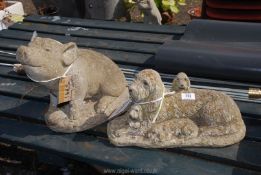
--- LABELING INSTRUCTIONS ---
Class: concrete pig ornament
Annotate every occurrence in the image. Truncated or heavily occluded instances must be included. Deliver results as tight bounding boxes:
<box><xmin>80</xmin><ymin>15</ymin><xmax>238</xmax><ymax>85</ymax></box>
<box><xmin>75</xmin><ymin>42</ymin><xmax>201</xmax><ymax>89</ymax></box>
<box><xmin>107</xmin><ymin>69</ymin><xmax>246</xmax><ymax>148</ymax></box>
<box><xmin>16</xmin><ymin>34</ymin><xmax>129</xmax><ymax>133</ymax></box>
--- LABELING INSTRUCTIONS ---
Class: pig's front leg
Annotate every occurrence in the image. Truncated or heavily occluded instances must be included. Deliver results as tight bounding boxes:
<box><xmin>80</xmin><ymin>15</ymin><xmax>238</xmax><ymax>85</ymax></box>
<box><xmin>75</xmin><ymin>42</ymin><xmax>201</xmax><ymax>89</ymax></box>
<box><xmin>67</xmin><ymin>75</ymin><xmax>87</xmax><ymax>120</ymax></box>
<box><xmin>45</xmin><ymin>93</ymin><xmax>68</xmax><ymax>127</ymax></box>
<box><xmin>68</xmin><ymin>98</ymin><xmax>86</xmax><ymax>120</ymax></box>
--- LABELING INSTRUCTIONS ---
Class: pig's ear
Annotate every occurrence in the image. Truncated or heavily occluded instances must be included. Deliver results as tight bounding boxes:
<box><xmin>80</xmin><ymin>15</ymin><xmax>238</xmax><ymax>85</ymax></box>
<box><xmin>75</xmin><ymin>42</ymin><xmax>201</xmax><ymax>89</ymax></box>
<box><xmin>62</xmin><ymin>42</ymin><xmax>78</xmax><ymax>66</ymax></box>
<box><xmin>30</xmin><ymin>31</ymin><xmax>38</xmax><ymax>42</ymax></box>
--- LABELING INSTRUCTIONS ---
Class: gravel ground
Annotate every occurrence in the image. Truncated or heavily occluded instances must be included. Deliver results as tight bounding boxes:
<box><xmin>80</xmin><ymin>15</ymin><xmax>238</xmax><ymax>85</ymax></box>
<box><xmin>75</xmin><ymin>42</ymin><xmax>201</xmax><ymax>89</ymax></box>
<box><xmin>175</xmin><ymin>0</ymin><xmax>202</xmax><ymax>24</ymax></box>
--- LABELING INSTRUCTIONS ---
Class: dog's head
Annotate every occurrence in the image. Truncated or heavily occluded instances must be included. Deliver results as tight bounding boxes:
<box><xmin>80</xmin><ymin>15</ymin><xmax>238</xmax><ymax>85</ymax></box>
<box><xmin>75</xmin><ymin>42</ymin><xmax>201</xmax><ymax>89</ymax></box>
<box><xmin>172</xmin><ymin>72</ymin><xmax>190</xmax><ymax>91</ymax></box>
<box><xmin>129</xmin><ymin>69</ymin><xmax>164</xmax><ymax>102</ymax></box>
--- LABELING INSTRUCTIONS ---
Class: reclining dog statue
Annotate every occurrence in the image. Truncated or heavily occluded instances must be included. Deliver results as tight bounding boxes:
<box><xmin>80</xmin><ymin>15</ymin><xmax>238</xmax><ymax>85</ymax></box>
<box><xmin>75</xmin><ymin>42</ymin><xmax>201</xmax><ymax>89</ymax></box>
<box><xmin>107</xmin><ymin>69</ymin><xmax>246</xmax><ymax>148</ymax></box>
<box><xmin>16</xmin><ymin>35</ymin><xmax>129</xmax><ymax>133</ymax></box>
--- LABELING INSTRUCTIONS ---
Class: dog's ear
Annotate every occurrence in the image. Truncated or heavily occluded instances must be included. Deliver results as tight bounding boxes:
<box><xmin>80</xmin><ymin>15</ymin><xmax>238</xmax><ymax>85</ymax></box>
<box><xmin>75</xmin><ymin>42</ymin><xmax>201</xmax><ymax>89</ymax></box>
<box><xmin>186</xmin><ymin>77</ymin><xmax>191</xmax><ymax>89</ymax></box>
<box><xmin>172</xmin><ymin>79</ymin><xmax>178</xmax><ymax>91</ymax></box>
<box><xmin>154</xmin><ymin>77</ymin><xmax>164</xmax><ymax>94</ymax></box>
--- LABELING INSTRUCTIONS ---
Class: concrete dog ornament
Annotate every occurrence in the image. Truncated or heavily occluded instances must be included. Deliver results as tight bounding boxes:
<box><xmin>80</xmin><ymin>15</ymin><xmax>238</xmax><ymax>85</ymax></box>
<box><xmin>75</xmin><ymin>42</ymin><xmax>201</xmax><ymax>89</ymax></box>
<box><xmin>172</xmin><ymin>72</ymin><xmax>191</xmax><ymax>92</ymax></box>
<box><xmin>107</xmin><ymin>69</ymin><xmax>246</xmax><ymax>148</ymax></box>
<box><xmin>16</xmin><ymin>34</ymin><xmax>129</xmax><ymax>133</ymax></box>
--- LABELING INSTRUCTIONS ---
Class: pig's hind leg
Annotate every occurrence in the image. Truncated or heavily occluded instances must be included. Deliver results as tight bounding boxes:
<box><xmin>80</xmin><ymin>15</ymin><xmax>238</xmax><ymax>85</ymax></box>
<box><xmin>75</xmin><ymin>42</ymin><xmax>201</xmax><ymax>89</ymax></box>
<box><xmin>95</xmin><ymin>96</ymin><xmax>117</xmax><ymax>114</ymax></box>
<box><xmin>95</xmin><ymin>88</ymin><xmax>129</xmax><ymax>116</ymax></box>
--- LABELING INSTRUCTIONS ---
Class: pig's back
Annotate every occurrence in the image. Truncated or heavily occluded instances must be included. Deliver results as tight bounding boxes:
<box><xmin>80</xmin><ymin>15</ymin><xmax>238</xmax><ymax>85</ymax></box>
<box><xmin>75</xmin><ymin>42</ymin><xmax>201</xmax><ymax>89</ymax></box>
<box><xmin>79</xmin><ymin>48</ymin><xmax>118</xmax><ymax>68</ymax></box>
<box><xmin>78</xmin><ymin>49</ymin><xmax>127</xmax><ymax>94</ymax></box>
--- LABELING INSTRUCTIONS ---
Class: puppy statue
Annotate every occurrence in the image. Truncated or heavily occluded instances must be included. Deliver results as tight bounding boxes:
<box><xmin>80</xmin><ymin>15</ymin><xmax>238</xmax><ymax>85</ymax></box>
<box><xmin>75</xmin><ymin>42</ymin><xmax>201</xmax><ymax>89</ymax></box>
<box><xmin>16</xmin><ymin>35</ymin><xmax>129</xmax><ymax>133</ymax></box>
<box><xmin>107</xmin><ymin>69</ymin><xmax>246</xmax><ymax>148</ymax></box>
<box><xmin>128</xmin><ymin>104</ymin><xmax>143</xmax><ymax>129</ymax></box>
<box><xmin>172</xmin><ymin>72</ymin><xmax>190</xmax><ymax>92</ymax></box>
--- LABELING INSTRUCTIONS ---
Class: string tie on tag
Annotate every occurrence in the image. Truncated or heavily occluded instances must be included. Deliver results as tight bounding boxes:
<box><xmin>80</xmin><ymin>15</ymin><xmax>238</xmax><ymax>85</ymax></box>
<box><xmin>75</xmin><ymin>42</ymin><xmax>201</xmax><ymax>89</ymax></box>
<box><xmin>26</xmin><ymin>63</ymin><xmax>73</xmax><ymax>83</ymax></box>
<box><xmin>133</xmin><ymin>85</ymin><xmax>175</xmax><ymax>123</ymax></box>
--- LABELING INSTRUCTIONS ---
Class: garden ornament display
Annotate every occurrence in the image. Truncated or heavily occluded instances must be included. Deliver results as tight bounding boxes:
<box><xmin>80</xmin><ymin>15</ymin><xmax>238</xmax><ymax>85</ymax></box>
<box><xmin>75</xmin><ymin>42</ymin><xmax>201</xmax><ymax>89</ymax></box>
<box><xmin>108</xmin><ymin>69</ymin><xmax>246</xmax><ymax>148</ymax></box>
<box><xmin>135</xmin><ymin>0</ymin><xmax>162</xmax><ymax>25</ymax></box>
<box><xmin>16</xmin><ymin>34</ymin><xmax>129</xmax><ymax>133</ymax></box>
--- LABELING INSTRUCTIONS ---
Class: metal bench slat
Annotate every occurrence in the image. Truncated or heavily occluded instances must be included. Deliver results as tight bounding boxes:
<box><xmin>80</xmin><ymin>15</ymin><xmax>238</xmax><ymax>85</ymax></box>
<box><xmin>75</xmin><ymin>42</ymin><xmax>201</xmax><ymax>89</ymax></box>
<box><xmin>0</xmin><ymin>38</ymin><xmax>155</xmax><ymax>67</ymax></box>
<box><xmin>24</xmin><ymin>15</ymin><xmax>186</xmax><ymax>35</ymax></box>
<box><xmin>0</xmin><ymin>64</ymin><xmax>260</xmax><ymax>118</ymax></box>
<box><xmin>0</xmin><ymin>94</ymin><xmax>260</xmax><ymax>171</ymax></box>
<box><xmin>0</xmin><ymin>117</ymin><xmax>260</xmax><ymax>175</ymax></box>
<box><xmin>9</xmin><ymin>22</ymin><xmax>173</xmax><ymax>44</ymax></box>
<box><xmin>0</xmin><ymin>29</ymin><xmax>161</xmax><ymax>54</ymax></box>
<box><xmin>0</xmin><ymin>76</ymin><xmax>48</xmax><ymax>101</ymax></box>
<box><xmin>0</xmin><ymin>53</ymin><xmax>260</xmax><ymax>91</ymax></box>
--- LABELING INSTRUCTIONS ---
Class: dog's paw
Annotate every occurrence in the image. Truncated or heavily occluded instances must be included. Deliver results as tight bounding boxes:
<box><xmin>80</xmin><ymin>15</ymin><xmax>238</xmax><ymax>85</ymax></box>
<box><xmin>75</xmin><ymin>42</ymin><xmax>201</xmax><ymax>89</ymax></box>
<box><xmin>95</xmin><ymin>104</ymin><xmax>107</xmax><ymax>114</ymax></box>
<box><xmin>129</xmin><ymin>120</ymin><xmax>141</xmax><ymax>129</ymax></box>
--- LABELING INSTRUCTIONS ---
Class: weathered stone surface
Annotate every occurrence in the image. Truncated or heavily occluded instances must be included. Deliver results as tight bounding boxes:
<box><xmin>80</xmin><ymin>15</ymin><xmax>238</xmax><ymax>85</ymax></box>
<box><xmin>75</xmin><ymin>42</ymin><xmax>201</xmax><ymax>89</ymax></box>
<box><xmin>172</xmin><ymin>72</ymin><xmax>190</xmax><ymax>92</ymax></box>
<box><xmin>16</xmin><ymin>36</ymin><xmax>129</xmax><ymax>133</ymax></box>
<box><xmin>108</xmin><ymin>69</ymin><xmax>246</xmax><ymax>148</ymax></box>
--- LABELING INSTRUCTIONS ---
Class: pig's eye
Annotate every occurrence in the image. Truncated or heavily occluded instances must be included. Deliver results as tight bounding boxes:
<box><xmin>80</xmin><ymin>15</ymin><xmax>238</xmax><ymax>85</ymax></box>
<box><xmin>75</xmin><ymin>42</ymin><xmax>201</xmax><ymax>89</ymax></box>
<box><xmin>143</xmin><ymin>80</ymin><xmax>149</xmax><ymax>87</ymax></box>
<box><xmin>45</xmin><ymin>48</ymin><xmax>50</xmax><ymax>52</ymax></box>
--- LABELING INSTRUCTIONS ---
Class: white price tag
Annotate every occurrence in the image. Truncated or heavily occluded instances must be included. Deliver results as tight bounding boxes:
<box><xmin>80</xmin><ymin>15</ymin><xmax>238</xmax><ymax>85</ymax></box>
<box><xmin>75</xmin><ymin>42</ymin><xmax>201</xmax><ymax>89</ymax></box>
<box><xmin>181</xmin><ymin>93</ymin><xmax>195</xmax><ymax>100</ymax></box>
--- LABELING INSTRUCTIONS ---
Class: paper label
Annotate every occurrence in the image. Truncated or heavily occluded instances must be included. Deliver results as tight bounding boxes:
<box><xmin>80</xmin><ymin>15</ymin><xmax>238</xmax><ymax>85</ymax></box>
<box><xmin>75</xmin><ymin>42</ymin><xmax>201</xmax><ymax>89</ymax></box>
<box><xmin>181</xmin><ymin>93</ymin><xmax>195</xmax><ymax>100</ymax></box>
<box><xmin>58</xmin><ymin>76</ymin><xmax>72</xmax><ymax>104</ymax></box>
